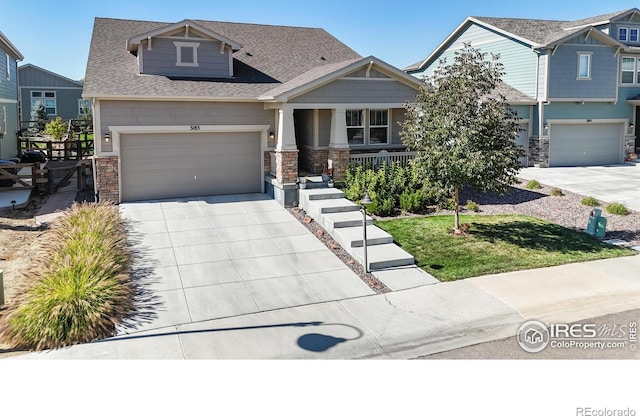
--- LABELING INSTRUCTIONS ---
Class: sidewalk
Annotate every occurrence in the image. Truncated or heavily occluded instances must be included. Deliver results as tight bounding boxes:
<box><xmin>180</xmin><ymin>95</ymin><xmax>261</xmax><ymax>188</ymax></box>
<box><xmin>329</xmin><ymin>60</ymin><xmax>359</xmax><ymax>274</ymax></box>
<box><xmin>15</xmin><ymin>253</ymin><xmax>640</xmax><ymax>359</ymax></box>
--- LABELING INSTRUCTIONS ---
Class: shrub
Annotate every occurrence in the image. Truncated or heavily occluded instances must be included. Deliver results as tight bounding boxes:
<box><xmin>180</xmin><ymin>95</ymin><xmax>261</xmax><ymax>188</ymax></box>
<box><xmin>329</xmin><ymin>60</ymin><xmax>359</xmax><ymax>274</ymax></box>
<box><xmin>43</xmin><ymin>116</ymin><xmax>68</xmax><ymax>141</ymax></box>
<box><xmin>399</xmin><ymin>190</ymin><xmax>426</xmax><ymax>213</ymax></box>
<box><xmin>550</xmin><ymin>187</ymin><xmax>564</xmax><ymax>196</ymax></box>
<box><xmin>605</xmin><ymin>203</ymin><xmax>630</xmax><ymax>216</ymax></box>
<box><xmin>525</xmin><ymin>179</ymin><xmax>542</xmax><ymax>190</ymax></box>
<box><xmin>0</xmin><ymin>202</ymin><xmax>135</xmax><ymax>350</ymax></box>
<box><xmin>465</xmin><ymin>200</ymin><xmax>479</xmax><ymax>212</ymax></box>
<box><xmin>581</xmin><ymin>196</ymin><xmax>600</xmax><ymax>207</ymax></box>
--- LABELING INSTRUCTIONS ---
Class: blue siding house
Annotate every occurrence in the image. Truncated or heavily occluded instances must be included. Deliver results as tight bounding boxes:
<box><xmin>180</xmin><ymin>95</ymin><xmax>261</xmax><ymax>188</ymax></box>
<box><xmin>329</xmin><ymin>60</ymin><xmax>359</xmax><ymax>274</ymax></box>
<box><xmin>0</xmin><ymin>30</ymin><xmax>23</xmax><ymax>159</ymax></box>
<box><xmin>407</xmin><ymin>9</ymin><xmax>640</xmax><ymax>167</ymax></box>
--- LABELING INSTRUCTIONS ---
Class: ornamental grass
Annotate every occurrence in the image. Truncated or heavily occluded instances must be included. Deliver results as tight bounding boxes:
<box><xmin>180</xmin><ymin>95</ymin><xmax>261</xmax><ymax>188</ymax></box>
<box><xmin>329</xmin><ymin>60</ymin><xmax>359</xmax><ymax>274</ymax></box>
<box><xmin>0</xmin><ymin>202</ymin><xmax>135</xmax><ymax>350</ymax></box>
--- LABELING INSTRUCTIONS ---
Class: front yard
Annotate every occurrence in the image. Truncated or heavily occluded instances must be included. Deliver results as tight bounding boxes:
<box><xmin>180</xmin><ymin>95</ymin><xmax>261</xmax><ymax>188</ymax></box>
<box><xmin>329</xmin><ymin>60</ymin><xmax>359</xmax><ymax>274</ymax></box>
<box><xmin>376</xmin><ymin>214</ymin><xmax>634</xmax><ymax>281</ymax></box>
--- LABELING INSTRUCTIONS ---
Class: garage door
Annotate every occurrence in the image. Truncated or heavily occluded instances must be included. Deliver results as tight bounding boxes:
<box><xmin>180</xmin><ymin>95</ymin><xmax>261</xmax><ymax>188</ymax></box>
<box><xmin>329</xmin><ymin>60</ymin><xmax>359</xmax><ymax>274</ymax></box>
<box><xmin>120</xmin><ymin>132</ymin><xmax>262</xmax><ymax>202</ymax></box>
<box><xmin>549</xmin><ymin>123</ymin><xmax>623</xmax><ymax>167</ymax></box>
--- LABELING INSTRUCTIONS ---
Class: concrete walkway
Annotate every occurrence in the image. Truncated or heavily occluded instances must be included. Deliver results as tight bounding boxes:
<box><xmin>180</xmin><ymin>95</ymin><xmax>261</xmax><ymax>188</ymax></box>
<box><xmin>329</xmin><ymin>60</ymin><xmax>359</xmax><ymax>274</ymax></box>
<box><xmin>518</xmin><ymin>163</ymin><xmax>640</xmax><ymax>211</ymax></box>
<box><xmin>15</xmin><ymin>253</ymin><xmax>640</xmax><ymax>359</ymax></box>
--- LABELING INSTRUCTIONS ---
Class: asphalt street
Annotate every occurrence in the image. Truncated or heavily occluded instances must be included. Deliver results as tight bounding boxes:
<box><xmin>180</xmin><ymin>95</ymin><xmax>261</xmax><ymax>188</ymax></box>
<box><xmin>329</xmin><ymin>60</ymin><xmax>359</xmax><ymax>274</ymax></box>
<box><xmin>421</xmin><ymin>308</ymin><xmax>640</xmax><ymax>359</ymax></box>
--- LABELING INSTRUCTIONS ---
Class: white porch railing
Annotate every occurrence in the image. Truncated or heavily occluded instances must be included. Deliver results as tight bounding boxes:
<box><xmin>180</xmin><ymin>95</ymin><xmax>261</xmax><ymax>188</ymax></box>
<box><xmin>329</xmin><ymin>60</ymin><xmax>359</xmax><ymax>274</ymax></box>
<box><xmin>348</xmin><ymin>150</ymin><xmax>417</xmax><ymax>168</ymax></box>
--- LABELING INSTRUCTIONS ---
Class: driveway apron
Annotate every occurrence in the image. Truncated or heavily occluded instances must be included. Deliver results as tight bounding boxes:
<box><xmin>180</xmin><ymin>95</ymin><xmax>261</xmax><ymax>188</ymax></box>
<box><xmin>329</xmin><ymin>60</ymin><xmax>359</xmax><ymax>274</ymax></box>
<box><xmin>518</xmin><ymin>164</ymin><xmax>640</xmax><ymax>211</ymax></box>
<box><xmin>119</xmin><ymin>193</ymin><xmax>374</xmax><ymax>334</ymax></box>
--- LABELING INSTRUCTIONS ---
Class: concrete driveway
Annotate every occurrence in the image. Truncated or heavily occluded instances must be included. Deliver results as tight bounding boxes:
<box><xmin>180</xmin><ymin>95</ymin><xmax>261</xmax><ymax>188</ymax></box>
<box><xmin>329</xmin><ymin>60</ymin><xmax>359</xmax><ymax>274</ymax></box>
<box><xmin>119</xmin><ymin>193</ymin><xmax>374</xmax><ymax>334</ymax></box>
<box><xmin>518</xmin><ymin>163</ymin><xmax>640</xmax><ymax>211</ymax></box>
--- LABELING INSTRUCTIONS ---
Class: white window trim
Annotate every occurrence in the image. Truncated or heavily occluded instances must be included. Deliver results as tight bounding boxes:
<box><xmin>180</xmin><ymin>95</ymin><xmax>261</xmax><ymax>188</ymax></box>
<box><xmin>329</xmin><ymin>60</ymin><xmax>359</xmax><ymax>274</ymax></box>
<box><xmin>620</xmin><ymin>55</ymin><xmax>640</xmax><ymax>85</ymax></box>
<box><xmin>346</xmin><ymin>108</ymin><xmax>390</xmax><ymax>146</ymax></box>
<box><xmin>30</xmin><ymin>90</ymin><xmax>57</xmax><ymax>116</ymax></box>
<box><xmin>174</xmin><ymin>41</ymin><xmax>200</xmax><ymax>67</ymax></box>
<box><xmin>619</xmin><ymin>27</ymin><xmax>628</xmax><ymax>42</ymax></box>
<box><xmin>6</xmin><ymin>53</ymin><xmax>10</xmax><ymax>80</ymax></box>
<box><xmin>631</xmin><ymin>28</ymin><xmax>640</xmax><ymax>43</ymax></box>
<box><xmin>78</xmin><ymin>99</ymin><xmax>92</xmax><ymax>116</ymax></box>
<box><xmin>577</xmin><ymin>52</ymin><xmax>592</xmax><ymax>80</ymax></box>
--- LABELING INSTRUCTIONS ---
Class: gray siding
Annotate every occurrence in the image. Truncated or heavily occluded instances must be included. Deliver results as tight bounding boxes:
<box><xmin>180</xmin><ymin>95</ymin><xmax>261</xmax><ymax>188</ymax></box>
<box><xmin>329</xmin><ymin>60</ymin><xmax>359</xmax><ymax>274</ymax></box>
<box><xmin>140</xmin><ymin>37</ymin><xmax>231</xmax><ymax>78</ymax></box>
<box><xmin>18</xmin><ymin>66</ymin><xmax>81</xmax><ymax>88</ymax></box>
<box><xmin>548</xmin><ymin>41</ymin><xmax>617</xmax><ymax>99</ymax></box>
<box><xmin>98</xmin><ymin>100</ymin><xmax>274</xmax><ymax>152</ymax></box>
<box><xmin>346</xmin><ymin>68</ymin><xmax>390</xmax><ymax>78</ymax></box>
<box><xmin>291</xmin><ymin>79</ymin><xmax>418</xmax><ymax>104</ymax></box>
<box><xmin>318</xmin><ymin>109</ymin><xmax>331</xmax><ymax>147</ymax></box>
<box><xmin>537</xmin><ymin>53</ymin><xmax>548</xmax><ymax>101</ymax></box>
<box><xmin>391</xmin><ymin>108</ymin><xmax>406</xmax><ymax>145</ymax></box>
<box><xmin>20</xmin><ymin>87</ymin><xmax>83</xmax><ymax>121</ymax></box>
<box><xmin>294</xmin><ymin>109</ymin><xmax>314</xmax><ymax>147</ymax></box>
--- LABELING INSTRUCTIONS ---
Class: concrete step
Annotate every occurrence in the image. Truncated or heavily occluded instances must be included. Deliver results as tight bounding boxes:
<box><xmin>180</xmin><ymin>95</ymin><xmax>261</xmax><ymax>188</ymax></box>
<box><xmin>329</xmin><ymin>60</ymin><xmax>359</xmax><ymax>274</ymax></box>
<box><xmin>298</xmin><ymin>188</ymin><xmax>345</xmax><ymax>211</ymax></box>
<box><xmin>321</xmin><ymin>211</ymin><xmax>373</xmax><ymax>233</ymax></box>
<box><xmin>306</xmin><ymin>198</ymin><xmax>359</xmax><ymax>218</ymax></box>
<box><xmin>333</xmin><ymin>225</ymin><xmax>394</xmax><ymax>248</ymax></box>
<box><xmin>350</xmin><ymin>243</ymin><xmax>415</xmax><ymax>271</ymax></box>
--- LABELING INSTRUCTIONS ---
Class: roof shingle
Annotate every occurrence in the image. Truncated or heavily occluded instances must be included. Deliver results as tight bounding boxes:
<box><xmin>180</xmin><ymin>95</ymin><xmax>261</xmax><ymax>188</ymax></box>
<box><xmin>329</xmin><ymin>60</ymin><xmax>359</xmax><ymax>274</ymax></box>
<box><xmin>83</xmin><ymin>17</ymin><xmax>361</xmax><ymax>99</ymax></box>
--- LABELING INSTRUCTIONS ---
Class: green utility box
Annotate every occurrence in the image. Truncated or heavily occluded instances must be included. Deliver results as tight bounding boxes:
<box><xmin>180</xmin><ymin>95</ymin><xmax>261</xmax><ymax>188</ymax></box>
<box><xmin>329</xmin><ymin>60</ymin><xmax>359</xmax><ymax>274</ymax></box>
<box><xmin>586</xmin><ymin>209</ymin><xmax>606</xmax><ymax>238</ymax></box>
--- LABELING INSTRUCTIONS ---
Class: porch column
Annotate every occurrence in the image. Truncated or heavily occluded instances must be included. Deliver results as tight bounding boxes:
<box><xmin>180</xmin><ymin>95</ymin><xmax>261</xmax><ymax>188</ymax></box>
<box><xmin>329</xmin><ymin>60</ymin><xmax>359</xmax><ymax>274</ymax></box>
<box><xmin>329</xmin><ymin>108</ymin><xmax>350</xmax><ymax>182</ymax></box>
<box><xmin>275</xmin><ymin>106</ymin><xmax>298</xmax><ymax>184</ymax></box>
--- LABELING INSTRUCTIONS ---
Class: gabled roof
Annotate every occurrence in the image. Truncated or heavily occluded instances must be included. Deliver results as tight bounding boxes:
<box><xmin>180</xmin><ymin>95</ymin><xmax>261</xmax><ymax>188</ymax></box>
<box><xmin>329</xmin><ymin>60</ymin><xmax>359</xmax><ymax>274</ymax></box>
<box><xmin>407</xmin><ymin>9</ymin><xmax>639</xmax><ymax>73</ymax></box>
<box><xmin>0</xmin><ymin>30</ymin><xmax>23</xmax><ymax>61</ymax></box>
<box><xmin>84</xmin><ymin>17</ymin><xmax>361</xmax><ymax>100</ymax></box>
<box><xmin>127</xmin><ymin>19</ymin><xmax>243</xmax><ymax>52</ymax></box>
<box><xmin>18</xmin><ymin>64</ymin><xmax>83</xmax><ymax>87</ymax></box>
<box><xmin>259</xmin><ymin>55</ymin><xmax>422</xmax><ymax>102</ymax></box>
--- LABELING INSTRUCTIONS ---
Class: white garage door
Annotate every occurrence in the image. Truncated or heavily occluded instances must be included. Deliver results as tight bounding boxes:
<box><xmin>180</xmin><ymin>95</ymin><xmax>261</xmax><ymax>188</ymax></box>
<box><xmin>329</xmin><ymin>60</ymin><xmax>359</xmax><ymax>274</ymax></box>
<box><xmin>120</xmin><ymin>132</ymin><xmax>262</xmax><ymax>202</ymax></box>
<box><xmin>549</xmin><ymin>123</ymin><xmax>623</xmax><ymax>167</ymax></box>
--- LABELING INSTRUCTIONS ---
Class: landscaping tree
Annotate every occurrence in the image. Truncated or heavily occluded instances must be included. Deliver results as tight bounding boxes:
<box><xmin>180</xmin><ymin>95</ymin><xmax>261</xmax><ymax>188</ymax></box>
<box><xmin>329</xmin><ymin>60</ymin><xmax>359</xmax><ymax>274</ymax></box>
<box><xmin>44</xmin><ymin>116</ymin><xmax>69</xmax><ymax>141</ymax></box>
<box><xmin>401</xmin><ymin>44</ymin><xmax>523</xmax><ymax>233</ymax></box>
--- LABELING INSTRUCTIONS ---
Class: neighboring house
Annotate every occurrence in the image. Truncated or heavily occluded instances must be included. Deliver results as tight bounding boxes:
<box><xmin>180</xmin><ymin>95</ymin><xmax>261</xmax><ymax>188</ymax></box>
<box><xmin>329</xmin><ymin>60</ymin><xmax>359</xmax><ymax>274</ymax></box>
<box><xmin>407</xmin><ymin>8</ymin><xmax>640</xmax><ymax>168</ymax></box>
<box><xmin>0</xmin><ymin>30</ymin><xmax>23</xmax><ymax>159</ymax></box>
<box><xmin>18</xmin><ymin>64</ymin><xmax>88</xmax><ymax>124</ymax></box>
<box><xmin>84</xmin><ymin>18</ymin><xmax>421</xmax><ymax>205</ymax></box>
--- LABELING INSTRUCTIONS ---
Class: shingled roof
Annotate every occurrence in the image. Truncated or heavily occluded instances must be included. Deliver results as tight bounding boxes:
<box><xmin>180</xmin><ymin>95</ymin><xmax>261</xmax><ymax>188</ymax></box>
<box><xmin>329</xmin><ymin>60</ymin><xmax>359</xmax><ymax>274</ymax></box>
<box><xmin>83</xmin><ymin>17</ymin><xmax>361</xmax><ymax>99</ymax></box>
<box><xmin>408</xmin><ymin>9</ymin><xmax>639</xmax><ymax>73</ymax></box>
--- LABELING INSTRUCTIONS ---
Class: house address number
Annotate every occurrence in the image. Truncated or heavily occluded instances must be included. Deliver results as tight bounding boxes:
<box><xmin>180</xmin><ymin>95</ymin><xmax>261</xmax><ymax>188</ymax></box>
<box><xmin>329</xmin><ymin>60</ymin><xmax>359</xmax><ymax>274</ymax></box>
<box><xmin>190</xmin><ymin>125</ymin><xmax>201</xmax><ymax>130</ymax></box>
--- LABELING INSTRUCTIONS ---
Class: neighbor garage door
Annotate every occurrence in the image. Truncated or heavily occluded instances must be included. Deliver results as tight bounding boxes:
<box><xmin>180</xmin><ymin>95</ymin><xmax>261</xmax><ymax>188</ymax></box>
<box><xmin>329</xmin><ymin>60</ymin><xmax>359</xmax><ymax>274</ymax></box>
<box><xmin>120</xmin><ymin>132</ymin><xmax>261</xmax><ymax>202</ymax></box>
<box><xmin>549</xmin><ymin>123</ymin><xmax>623</xmax><ymax>167</ymax></box>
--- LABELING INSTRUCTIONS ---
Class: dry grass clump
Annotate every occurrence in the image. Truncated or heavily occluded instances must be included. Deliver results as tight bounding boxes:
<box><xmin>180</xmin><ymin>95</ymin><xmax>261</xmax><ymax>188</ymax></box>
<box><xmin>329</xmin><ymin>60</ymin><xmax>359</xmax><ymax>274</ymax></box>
<box><xmin>0</xmin><ymin>202</ymin><xmax>135</xmax><ymax>350</ymax></box>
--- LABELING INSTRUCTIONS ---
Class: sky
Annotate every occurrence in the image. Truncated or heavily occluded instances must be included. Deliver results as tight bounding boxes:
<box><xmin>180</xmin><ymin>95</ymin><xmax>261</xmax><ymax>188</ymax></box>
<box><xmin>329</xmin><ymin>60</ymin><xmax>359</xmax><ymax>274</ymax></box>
<box><xmin>1</xmin><ymin>0</ymin><xmax>639</xmax><ymax>81</ymax></box>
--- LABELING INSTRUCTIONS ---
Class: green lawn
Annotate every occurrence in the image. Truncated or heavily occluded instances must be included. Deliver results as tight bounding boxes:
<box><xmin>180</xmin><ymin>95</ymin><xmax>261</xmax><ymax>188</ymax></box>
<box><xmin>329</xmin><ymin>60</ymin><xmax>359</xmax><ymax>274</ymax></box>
<box><xmin>375</xmin><ymin>214</ymin><xmax>634</xmax><ymax>281</ymax></box>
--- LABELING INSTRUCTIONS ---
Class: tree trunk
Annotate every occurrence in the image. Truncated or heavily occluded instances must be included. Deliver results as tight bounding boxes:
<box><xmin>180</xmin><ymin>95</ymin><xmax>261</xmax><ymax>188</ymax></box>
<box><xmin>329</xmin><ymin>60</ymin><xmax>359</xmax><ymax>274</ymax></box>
<box><xmin>454</xmin><ymin>187</ymin><xmax>460</xmax><ymax>231</ymax></box>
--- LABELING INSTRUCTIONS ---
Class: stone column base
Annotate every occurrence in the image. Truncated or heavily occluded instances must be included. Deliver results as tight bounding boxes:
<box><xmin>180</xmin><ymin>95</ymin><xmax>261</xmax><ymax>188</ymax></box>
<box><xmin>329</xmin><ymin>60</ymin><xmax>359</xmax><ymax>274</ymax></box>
<box><xmin>94</xmin><ymin>156</ymin><xmax>119</xmax><ymax>203</ymax></box>
<box><xmin>328</xmin><ymin>148</ymin><xmax>350</xmax><ymax>181</ymax></box>
<box><xmin>528</xmin><ymin>137</ymin><xmax>549</xmax><ymax>167</ymax></box>
<box><xmin>275</xmin><ymin>149</ymin><xmax>299</xmax><ymax>184</ymax></box>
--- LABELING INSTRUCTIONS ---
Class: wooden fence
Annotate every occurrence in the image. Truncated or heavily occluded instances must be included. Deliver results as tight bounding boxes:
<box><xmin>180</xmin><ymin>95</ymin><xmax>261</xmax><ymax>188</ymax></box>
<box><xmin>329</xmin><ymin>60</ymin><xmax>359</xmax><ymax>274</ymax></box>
<box><xmin>18</xmin><ymin>138</ymin><xmax>94</xmax><ymax>161</ymax></box>
<box><xmin>348</xmin><ymin>151</ymin><xmax>416</xmax><ymax>168</ymax></box>
<box><xmin>0</xmin><ymin>163</ymin><xmax>46</xmax><ymax>192</ymax></box>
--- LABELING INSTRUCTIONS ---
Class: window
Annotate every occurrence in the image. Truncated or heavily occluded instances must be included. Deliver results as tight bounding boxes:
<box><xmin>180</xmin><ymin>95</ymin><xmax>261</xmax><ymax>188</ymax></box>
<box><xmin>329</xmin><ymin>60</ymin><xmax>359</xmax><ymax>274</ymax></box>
<box><xmin>619</xmin><ymin>28</ymin><xmax>628</xmax><ymax>41</ymax></box>
<box><xmin>78</xmin><ymin>99</ymin><xmax>92</xmax><ymax>116</ymax></box>
<box><xmin>620</xmin><ymin>56</ymin><xmax>640</xmax><ymax>84</ymax></box>
<box><xmin>577</xmin><ymin>52</ymin><xmax>592</xmax><ymax>80</ymax></box>
<box><xmin>346</xmin><ymin>109</ymin><xmax>389</xmax><ymax>145</ymax></box>
<box><xmin>346</xmin><ymin>109</ymin><xmax>365</xmax><ymax>145</ymax></box>
<box><xmin>31</xmin><ymin>91</ymin><xmax>56</xmax><ymax>116</ymax></box>
<box><xmin>173</xmin><ymin>41</ymin><xmax>200</xmax><ymax>67</ymax></box>
<box><xmin>631</xmin><ymin>28</ymin><xmax>639</xmax><ymax>42</ymax></box>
